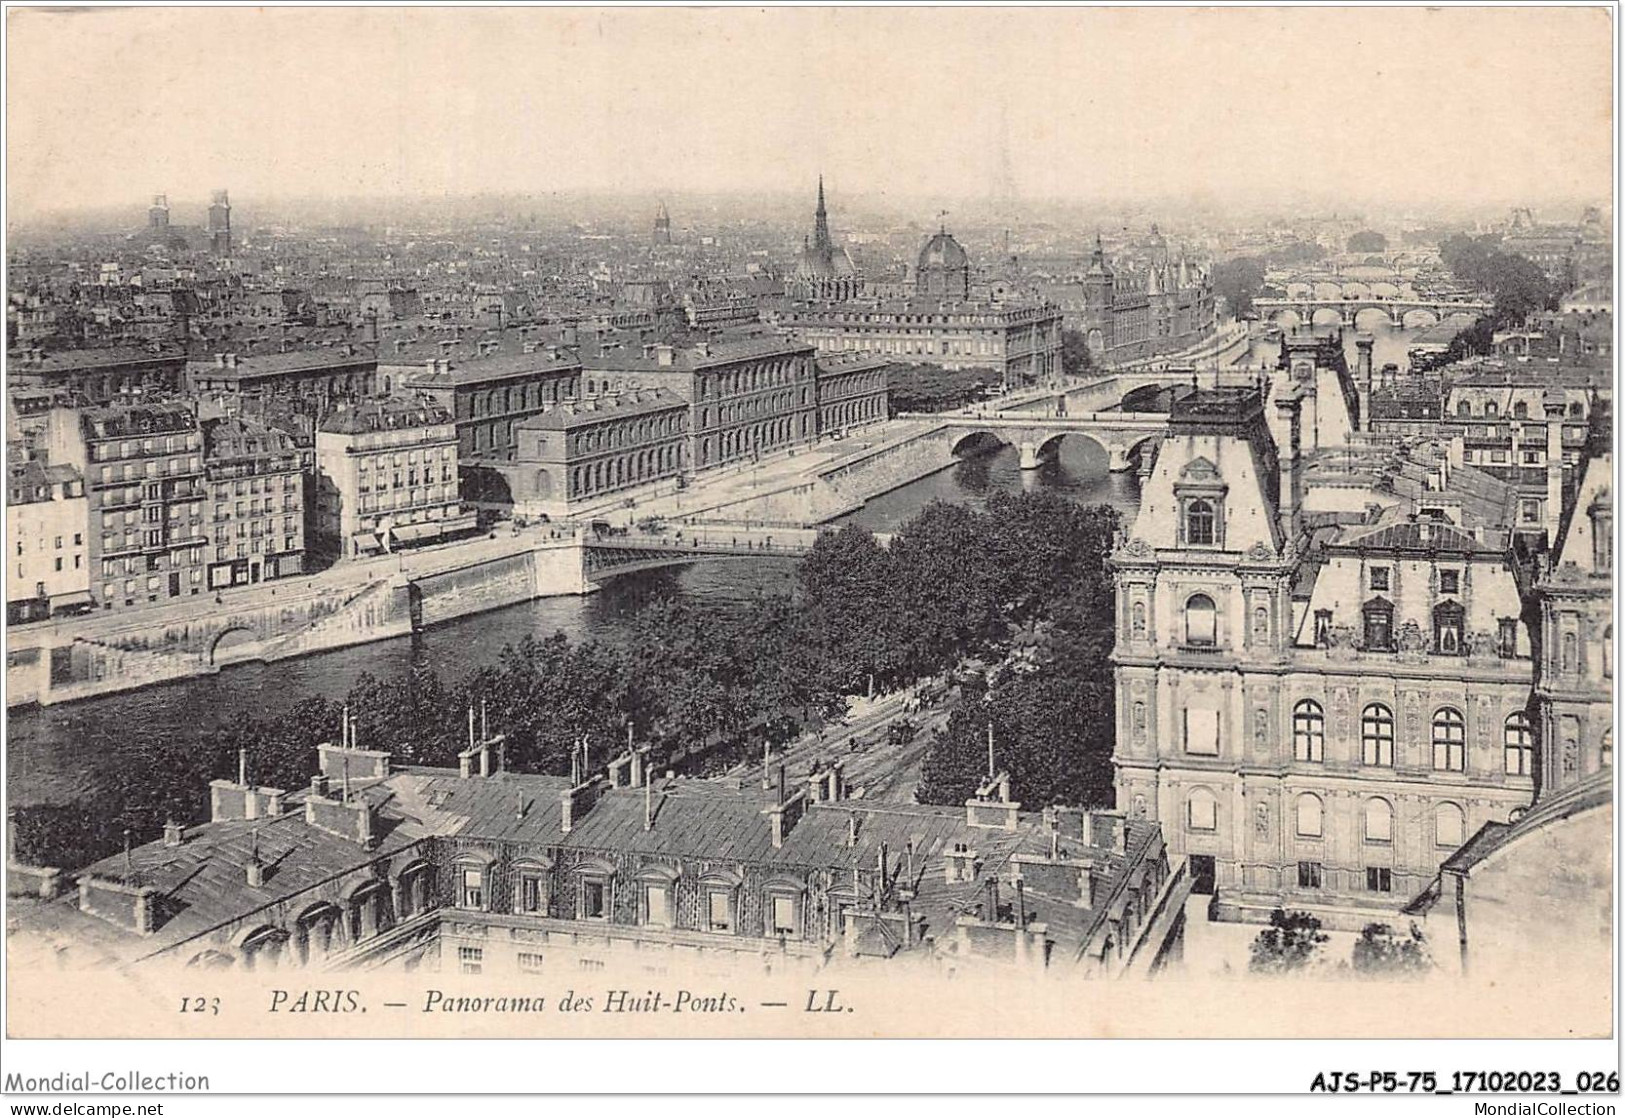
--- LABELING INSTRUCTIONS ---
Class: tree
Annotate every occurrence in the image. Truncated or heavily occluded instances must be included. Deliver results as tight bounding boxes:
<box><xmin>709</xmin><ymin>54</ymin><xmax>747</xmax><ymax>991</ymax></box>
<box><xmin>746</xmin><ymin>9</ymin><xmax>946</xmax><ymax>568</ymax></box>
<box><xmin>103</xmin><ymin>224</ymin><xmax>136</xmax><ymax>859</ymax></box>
<box><xmin>1347</xmin><ymin>230</ymin><xmax>1388</xmax><ymax>254</ymax></box>
<box><xmin>1249</xmin><ymin>909</ymin><xmax>1330</xmax><ymax>974</ymax></box>
<box><xmin>1060</xmin><ymin>328</ymin><xmax>1095</xmax><ymax>377</ymax></box>
<box><xmin>1351</xmin><ymin>922</ymin><xmax>1433</xmax><ymax>978</ymax></box>
<box><xmin>1211</xmin><ymin>256</ymin><xmax>1266</xmax><ymax>319</ymax></box>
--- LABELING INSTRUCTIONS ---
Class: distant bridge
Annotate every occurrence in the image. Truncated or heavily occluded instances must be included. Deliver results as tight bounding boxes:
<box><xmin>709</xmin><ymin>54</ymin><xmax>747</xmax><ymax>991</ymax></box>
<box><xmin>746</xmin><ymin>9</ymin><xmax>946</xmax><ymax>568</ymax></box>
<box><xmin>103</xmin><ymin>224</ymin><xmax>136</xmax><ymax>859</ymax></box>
<box><xmin>1253</xmin><ymin>296</ymin><xmax>1491</xmax><ymax>330</ymax></box>
<box><xmin>903</xmin><ymin>409</ymin><xmax>1169</xmax><ymax>472</ymax></box>
<box><xmin>580</xmin><ymin>528</ymin><xmax>892</xmax><ymax>582</ymax></box>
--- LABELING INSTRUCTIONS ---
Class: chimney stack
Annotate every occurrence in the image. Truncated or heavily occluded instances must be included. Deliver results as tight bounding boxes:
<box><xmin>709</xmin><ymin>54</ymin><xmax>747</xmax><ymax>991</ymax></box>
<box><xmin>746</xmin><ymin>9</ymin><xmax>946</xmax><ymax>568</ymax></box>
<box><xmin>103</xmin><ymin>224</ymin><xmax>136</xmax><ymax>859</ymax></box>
<box><xmin>1275</xmin><ymin>387</ymin><xmax>1304</xmax><ymax>546</ymax></box>
<box><xmin>162</xmin><ymin>820</ymin><xmax>185</xmax><ymax>847</ymax></box>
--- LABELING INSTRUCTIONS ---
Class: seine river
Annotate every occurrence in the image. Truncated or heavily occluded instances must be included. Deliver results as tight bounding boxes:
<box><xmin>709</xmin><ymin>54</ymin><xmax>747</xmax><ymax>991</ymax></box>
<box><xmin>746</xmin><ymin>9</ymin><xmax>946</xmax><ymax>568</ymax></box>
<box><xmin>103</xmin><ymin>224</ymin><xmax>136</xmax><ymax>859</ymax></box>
<box><xmin>12</xmin><ymin>319</ymin><xmax>1438</xmax><ymax>806</ymax></box>
<box><xmin>8</xmin><ymin>439</ymin><xmax>1141</xmax><ymax>807</ymax></box>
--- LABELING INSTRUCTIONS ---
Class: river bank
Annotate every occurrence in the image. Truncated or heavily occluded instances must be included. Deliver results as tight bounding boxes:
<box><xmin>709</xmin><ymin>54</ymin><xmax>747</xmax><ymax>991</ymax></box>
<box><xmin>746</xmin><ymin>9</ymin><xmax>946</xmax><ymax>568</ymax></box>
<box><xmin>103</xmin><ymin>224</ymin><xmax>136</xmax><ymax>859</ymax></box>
<box><xmin>7</xmin><ymin>438</ymin><xmax>1140</xmax><ymax>810</ymax></box>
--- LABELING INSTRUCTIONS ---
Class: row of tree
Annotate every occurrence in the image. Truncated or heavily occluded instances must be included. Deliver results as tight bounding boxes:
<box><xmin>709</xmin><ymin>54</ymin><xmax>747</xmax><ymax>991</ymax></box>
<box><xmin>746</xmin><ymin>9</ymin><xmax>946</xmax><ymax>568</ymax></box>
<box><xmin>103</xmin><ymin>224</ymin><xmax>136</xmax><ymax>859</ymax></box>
<box><xmin>11</xmin><ymin>491</ymin><xmax>1124</xmax><ymax>869</ymax></box>
<box><xmin>1249</xmin><ymin>909</ymin><xmax>1434</xmax><ymax>979</ymax></box>
<box><xmin>1438</xmin><ymin>233</ymin><xmax>1565</xmax><ymax>360</ymax></box>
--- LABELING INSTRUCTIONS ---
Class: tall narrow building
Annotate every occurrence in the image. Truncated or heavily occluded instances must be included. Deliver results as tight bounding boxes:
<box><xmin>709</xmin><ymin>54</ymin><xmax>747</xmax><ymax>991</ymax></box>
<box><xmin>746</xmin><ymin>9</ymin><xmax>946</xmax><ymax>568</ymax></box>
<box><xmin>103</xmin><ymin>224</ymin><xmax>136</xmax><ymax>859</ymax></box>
<box><xmin>652</xmin><ymin>200</ymin><xmax>672</xmax><ymax>246</ymax></box>
<box><xmin>791</xmin><ymin>176</ymin><xmax>861</xmax><ymax>300</ymax></box>
<box><xmin>208</xmin><ymin>189</ymin><xmax>232</xmax><ymax>255</ymax></box>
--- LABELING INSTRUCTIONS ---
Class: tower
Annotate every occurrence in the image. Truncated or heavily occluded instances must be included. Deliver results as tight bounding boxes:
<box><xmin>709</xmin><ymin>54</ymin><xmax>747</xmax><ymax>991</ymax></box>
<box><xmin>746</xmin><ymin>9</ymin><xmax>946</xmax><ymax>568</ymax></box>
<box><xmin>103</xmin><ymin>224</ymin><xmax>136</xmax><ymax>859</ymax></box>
<box><xmin>653</xmin><ymin>201</ymin><xmax>672</xmax><ymax>246</ymax></box>
<box><xmin>208</xmin><ymin>189</ymin><xmax>232</xmax><ymax>255</ymax></box>
<box><xmin>148</xmin><ymin>194</ymin><xmax>170</xmax><ymax>229</ymax></box>
<box><xmin>812</xmin><ymin>175</ymin><xmax>833</xmax><ymax>254</ymax></box>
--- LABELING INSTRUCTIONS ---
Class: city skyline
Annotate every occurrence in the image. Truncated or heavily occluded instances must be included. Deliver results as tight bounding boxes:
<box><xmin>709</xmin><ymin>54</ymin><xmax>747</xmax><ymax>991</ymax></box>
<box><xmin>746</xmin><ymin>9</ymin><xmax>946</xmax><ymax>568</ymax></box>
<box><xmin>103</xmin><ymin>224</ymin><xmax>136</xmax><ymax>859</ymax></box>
<box><xmin>6</xmin><ymin>6</ymin><xmax>1613</xmax><ymax>221</ymax></box>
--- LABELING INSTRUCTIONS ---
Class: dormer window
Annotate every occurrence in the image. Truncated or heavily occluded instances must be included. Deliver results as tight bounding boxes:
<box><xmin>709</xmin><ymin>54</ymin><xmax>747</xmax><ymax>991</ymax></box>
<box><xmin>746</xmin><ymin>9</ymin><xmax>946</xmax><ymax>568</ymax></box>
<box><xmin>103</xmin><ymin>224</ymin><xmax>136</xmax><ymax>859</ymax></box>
<box><xmin>1434</xmin><ymin>601</ymin><xmax>1465</xmax><ymax>655</ymax></box>
<box><xmin>1185</xmin><ymin>500</ymin><xmax>1216</xmax><ymax>546</ymax></box>
<box><xmin>1362</xmin><ymin>598</ymin><xmax>1394</xmax><ymax>651</ymax></box>
<box><xmin>1457</xmin><ymin>400</ymin><xmax>1471</xmax><ymax>417</ymax></box>
<box><xmin>1497</xmin><ymin>618</ymin><xmax>1520</xmax><ymax>659</ymax></box>
<box><xmin>1313</xmin><ymin>609</ymin><xmax>1331</xmax><ymax>647</ymax></box>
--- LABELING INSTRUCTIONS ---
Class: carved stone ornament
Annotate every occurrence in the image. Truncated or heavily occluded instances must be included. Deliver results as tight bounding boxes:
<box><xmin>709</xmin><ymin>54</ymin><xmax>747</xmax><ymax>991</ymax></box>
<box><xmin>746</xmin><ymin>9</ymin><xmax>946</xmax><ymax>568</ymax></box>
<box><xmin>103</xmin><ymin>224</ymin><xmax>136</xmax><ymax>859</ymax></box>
<box><xmin>1254</xmin><ymin>802</ymin><xmax>1270</xmax><ymax>837</ymax></box>
<box><xmin>1132</xmin><ymin>793</ymin><xmax>1148</xmax><ymax>819</ymax></box>
<box><xmin>1397</xmin><ymin>620</ymin><xmax>1427</xmax><ymax>653</ymax></box>
<box><xmin>1119</xmin><ymin>537</ymin><xmax>1154</xmax><ymax>559</ymax></box>
<box><xmin>1245</xmin><ymin>539</ymin><xmax>1276</xmax><ymax>563</ymax></box>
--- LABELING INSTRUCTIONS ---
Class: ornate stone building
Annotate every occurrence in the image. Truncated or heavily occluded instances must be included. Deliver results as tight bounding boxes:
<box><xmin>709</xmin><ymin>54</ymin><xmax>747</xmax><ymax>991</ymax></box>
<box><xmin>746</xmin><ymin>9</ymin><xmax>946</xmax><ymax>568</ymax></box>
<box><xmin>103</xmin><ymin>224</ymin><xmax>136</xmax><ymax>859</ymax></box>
<box><xmin>1041</xmin><ymin>234</ymin><xmax>1218</xmax><ymax>366</ymax></box>
<box><xmin>1109</xmin><ymin>386</ymin><xmax>1538</xmax><ymax>925</ymax></box>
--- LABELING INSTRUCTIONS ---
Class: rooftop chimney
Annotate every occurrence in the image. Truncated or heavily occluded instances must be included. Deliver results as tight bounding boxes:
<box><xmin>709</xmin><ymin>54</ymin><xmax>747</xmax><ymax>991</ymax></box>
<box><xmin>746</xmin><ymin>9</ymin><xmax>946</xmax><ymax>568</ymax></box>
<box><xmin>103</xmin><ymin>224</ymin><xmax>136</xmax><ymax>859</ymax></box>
<box><xmin>1275</xmin><ymin>386</ymin><xmax>1304</xmax><ymax>545</ymax></box>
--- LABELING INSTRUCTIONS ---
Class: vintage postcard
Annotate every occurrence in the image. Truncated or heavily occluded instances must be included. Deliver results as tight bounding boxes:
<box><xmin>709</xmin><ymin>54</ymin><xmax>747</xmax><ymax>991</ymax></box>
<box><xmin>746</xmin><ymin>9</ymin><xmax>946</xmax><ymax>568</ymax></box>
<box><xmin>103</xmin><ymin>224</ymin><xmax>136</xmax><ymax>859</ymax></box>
<box><xmin>0</xmin><ymin>1</ymin><xmax>1616</xmax><ymax>1087</ymax></box>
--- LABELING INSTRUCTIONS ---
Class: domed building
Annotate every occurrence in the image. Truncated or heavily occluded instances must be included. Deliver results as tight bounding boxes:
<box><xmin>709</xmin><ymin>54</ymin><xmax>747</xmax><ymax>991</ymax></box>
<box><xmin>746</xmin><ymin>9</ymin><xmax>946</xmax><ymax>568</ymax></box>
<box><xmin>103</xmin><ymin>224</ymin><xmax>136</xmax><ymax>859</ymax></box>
<box><xmin>916</xmin><ymin>227</ymin><xmax>971</xmax><ymax>299</ymax></box>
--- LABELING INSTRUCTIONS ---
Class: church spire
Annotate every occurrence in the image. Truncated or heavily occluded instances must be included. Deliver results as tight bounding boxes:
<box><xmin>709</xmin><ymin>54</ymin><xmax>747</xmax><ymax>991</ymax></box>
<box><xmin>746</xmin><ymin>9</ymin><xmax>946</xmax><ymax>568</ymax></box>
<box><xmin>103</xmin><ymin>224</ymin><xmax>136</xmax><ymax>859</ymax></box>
<box><xmin>813</xmin><ymin>175</ymin><xmax>832</xmax><ymax>251</ymax></box>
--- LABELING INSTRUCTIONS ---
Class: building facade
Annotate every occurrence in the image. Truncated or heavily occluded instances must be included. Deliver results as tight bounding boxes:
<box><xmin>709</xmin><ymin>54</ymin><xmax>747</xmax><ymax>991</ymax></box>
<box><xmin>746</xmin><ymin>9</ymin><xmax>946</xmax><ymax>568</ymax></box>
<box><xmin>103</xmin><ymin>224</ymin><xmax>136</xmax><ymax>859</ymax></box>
<box><xmin>582</xmin><ymin>333</ymin><xmax>820</xmax><ymax>473</ymax></box>
<box><xmin>1109</xmin><ymin>388</ymin><xmax>1536</xmax><ymax>925</ymax></box>
<box><xmin>44</xmin><ymin>402</ymin><xmax>209</xmax><ymax>611</ymax></box>
<box><xmin>780</xmin><ymin>299</ymin><xmax>1062</xmax><ymax>390</ymax></box>
<box><xmin>8</xmin><ymin>739</ymin><xmax>1186</xmax><ymax>981</ymax></box>
<box><xmin>813</xmin><ymin>354</ymin><xmax>889</xmax><ymax>434</ymax></box>
<box><xmin>401</xmin><ymin>346</ymin><xmax>583</xmax><ymax>463</ymax></box>
<box><xmin>6</xmin><ymin>454</ymin><xmax>90</xmax><ymax>622</ymax></box>
<box><xmin>489</xmin><ymin>389</ymin><xmax>690</xmax><ymax>518</ymax></box>
<box><xmin>188</xmin><ymin>349</ymin><xmax>379</xmax><ymax>423</ymax></box>
<box><xmin>313</xmin><ymin>397</ymin><xmax>473</xmax><ymax>559</ymax></box>
<box><xmin>201</xmin><ymin>416</ymin><xmax>305</xmax><ymax>588</ymax></box>
<box><xmin>9</xmin><ymin>346</ymin><xmax>188</xmax><ymax>405</ymax></box>
<box><xmin>1042</xmin><ymin>236</ymin><xmax>1218</xmax><ymax>366</ymax></box>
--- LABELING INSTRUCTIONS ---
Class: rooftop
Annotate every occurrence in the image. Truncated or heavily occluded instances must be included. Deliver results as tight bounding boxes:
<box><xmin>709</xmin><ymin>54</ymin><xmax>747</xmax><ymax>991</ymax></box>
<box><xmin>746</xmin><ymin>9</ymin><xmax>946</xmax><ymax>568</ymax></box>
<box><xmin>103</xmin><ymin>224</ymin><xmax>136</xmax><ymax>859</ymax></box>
<box><xmin>518</xmin><ymin>389</ymin><xmax>687</xmax><ymax>430</ymax></box>
<box><xmin>318</xmin><ymin>395</ymin><xmax>452</xmax><ymax>436</ymax></box>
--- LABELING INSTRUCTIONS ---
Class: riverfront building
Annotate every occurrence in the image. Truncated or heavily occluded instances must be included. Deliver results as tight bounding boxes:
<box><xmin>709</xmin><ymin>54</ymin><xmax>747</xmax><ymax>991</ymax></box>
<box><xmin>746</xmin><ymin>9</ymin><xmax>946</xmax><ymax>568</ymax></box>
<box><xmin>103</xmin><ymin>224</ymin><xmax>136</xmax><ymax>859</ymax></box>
<box><xmin>6</xmin><ymin>738</ymin><xmax>1187</xmax><ymax>979</ymax></box>
<box><xmin>580</xmin><ymin>332</ymin><xmax>820</xmax><ymax>473</ymax></box>
<box><xmin>1040</xmin><ymin>235</ymin><xmax>1218</xmax><ymax>366</ymax></box>
<box><xmin>5</xmin><ymin>452</ymin><xmax>90</xmax><ymax>622</ymax></box>
<box><xmin>781</xmin><ymin>296</ymin><xmax>1062</xmax><ymax>390</ymax></box>
<box><xmin>313</xmin><ymin>396</ymin><xmax>474</xmax><ymax>560</ymax></box>
<box><xmin>1108</xmin><ymin>386</ymin><xmax>1541</xmax><ymax>924</ymax></box>
<box><xmin>400</xmin><ymin>345</ymin><xmax>584</xmax><ymax>463</ymax></box>
<box><xmin>39</xmin><ymin>401</ymin><xmax>209</xmax><ymax>612</ymax></box>
<box><xmin>813</xmin><ymin>354</ymin><xmax>890</xmax><ymax>434</ymax></box>
<box><xmin>485</xmin><ymin>389</ymin><xmax>690</xmax><ymax>519</ymax></box>
<box><xmin>201</xmin><ymin>416</ymin><xmax>306</xmax><ymax>588</ymax></box>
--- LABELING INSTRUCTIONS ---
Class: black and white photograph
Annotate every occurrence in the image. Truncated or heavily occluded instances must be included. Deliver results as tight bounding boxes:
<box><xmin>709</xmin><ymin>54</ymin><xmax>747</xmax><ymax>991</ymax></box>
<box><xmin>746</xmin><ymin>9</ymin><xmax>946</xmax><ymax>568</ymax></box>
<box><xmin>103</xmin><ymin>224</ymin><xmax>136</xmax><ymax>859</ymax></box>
<box><xmin>0</xmin><ymin>1</ymin><xmax>1616</xmax><ymax>1102</ymax></box>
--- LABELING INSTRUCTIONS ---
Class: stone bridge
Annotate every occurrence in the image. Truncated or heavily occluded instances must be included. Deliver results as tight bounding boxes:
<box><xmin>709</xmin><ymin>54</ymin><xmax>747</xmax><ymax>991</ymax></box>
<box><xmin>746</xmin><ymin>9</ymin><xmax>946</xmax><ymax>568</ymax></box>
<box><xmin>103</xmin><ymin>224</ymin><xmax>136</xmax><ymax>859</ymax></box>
<box><xmin>579</xmin><ymin>528</ymin><xmax>894</xmax><ymax>581</ymax></box>
<box><xmin>901</xmin><ymin>410</ymin><xmax>1170</xmax><ymax>472</ymax></box>
<box><xmin>1253</xmin><ymin>295</ymin><xmax>1491</xmax><ymax>330</ymax></box>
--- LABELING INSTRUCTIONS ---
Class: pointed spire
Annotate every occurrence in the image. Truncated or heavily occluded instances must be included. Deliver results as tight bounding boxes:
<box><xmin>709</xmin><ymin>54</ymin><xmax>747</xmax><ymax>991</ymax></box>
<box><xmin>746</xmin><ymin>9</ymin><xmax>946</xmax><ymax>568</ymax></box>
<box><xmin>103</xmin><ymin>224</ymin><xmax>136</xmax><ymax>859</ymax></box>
<box><xmin>813</xmin><ymin>175</ymin><xmax>832</xmax><ymax>252</ymax></box>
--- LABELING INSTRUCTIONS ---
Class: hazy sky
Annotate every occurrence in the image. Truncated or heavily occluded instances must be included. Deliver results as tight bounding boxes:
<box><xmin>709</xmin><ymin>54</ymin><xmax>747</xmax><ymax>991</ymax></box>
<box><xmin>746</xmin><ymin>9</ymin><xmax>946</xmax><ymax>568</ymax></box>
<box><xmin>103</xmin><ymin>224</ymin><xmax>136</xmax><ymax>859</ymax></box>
<box><xmin>6</xmin><ymin>6</ymin><xmax>1613</xmax><ymax>220</ymax></box>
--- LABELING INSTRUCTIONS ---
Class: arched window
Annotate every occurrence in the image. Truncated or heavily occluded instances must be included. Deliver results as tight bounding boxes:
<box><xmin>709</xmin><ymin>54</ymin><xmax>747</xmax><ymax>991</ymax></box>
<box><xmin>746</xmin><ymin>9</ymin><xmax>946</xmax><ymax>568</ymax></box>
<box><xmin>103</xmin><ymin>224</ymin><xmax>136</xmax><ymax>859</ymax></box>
<box><xmin>1295</xmin><ymin>793</ymin><xmax>1323</xmax><ymax>838</ymax></box>
<box><xmin>1361</xmin><ymin>703</ymin><xmax>1395</xmax><ymax>766</ymax></box>
<box><xmin>1432</xmin><ymin>708</ymin><xmax>1466</xmax><ymax>771</ymax></box>
<box><xmin>1364</xmin><ymin>797</ymin><xmax>1393</xmax><ymax>843</ymax></box>
<box><xmin>1186</xmin><ymin>788</ymin><xmax>1217</xmax><ymax>832</ymax></box>
<box><xmin>1512</xmin><ymin>400</ymin><xmax>1529</xmax><ymax>419</ymax></box>
<box><xmin>1130</xmin><ymin>601</ymin><xmax>1147</xmax><ymax>638</ymax></box>
<box><xmin>1435</xmin><ymin>802</ymin><xmax>1465</xmax><ymax>848</ymax></box>
<box><xmin>1485</xmin><ymin>400</ymin><xmax>1499</xmax><ymax>418</ymax></box>
<box><xmin>1504</xmin><ymin>712</ymin><xmax>1535</xmax><ymax>775</ymax></box>
<box><xmin>1292</xmin><ymin>700</ymin><xmax>1325</xmax><ymax>762</ymax></box>
<box><xmin>1457</xmin><ymin>400</ymin><xmax>1471</xmax><ymax>417</ymax></box>
<box><xmin>1185</xmin><ymin>499</ymin><xmax>1215</xmax><ymax>546</ymax></box>
<box><xmin>1184</xmin><ymin>594</ymin><xmax>1217</xmax><ymax>647</ymax></box>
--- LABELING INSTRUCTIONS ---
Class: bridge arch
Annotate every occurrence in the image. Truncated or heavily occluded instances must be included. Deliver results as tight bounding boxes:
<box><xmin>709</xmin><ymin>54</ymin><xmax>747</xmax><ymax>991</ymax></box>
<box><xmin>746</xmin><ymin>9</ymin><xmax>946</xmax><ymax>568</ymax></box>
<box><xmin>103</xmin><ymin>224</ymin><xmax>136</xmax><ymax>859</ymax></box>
<box><xmin>1312</xmin><ymin>281</ymin><xmax>1342</xmax><ymax>301</ymax></box>
<box><xmin>1401</xmin><ymin>308</ymin><xmax>1441</xmax><ymax>329</ymax></box>
<box><xmin>1034</xmin><ymin>429</ymin><xmax>1113</xmax><ymax>466</ymax></box>
<box><xmin>209</xmin><ymin>626</ymin><xmax>261</xmax><ymax>666</ymax></box>
<box><xmin>949</xmin><ymin>430</ymin><xmax>1007</xmax><ymax>458</ymax></box>
<box><xmin>1268</xmin><ymin>308</ymin><xmax>1304</xmax><ymax>330</ymax></box>
<box><xmin>1310</xmin><ymin>307</ymin><xmax>1345</xmax><ymax>328</ymax></box>
<box><xmin>1284</xmin><ymin>282</ymin><xmax>1313</xmax><ymax>300</ymax></box>
<box><xmin>1353</xmin><ymin>305</ymin><xmax>1397</xmax><ymax>330</ymax></box>
<box><xmin>1369</xmin><ymin>281</ymin><xmax>1399</xmax><ymax>299</ymax></box>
